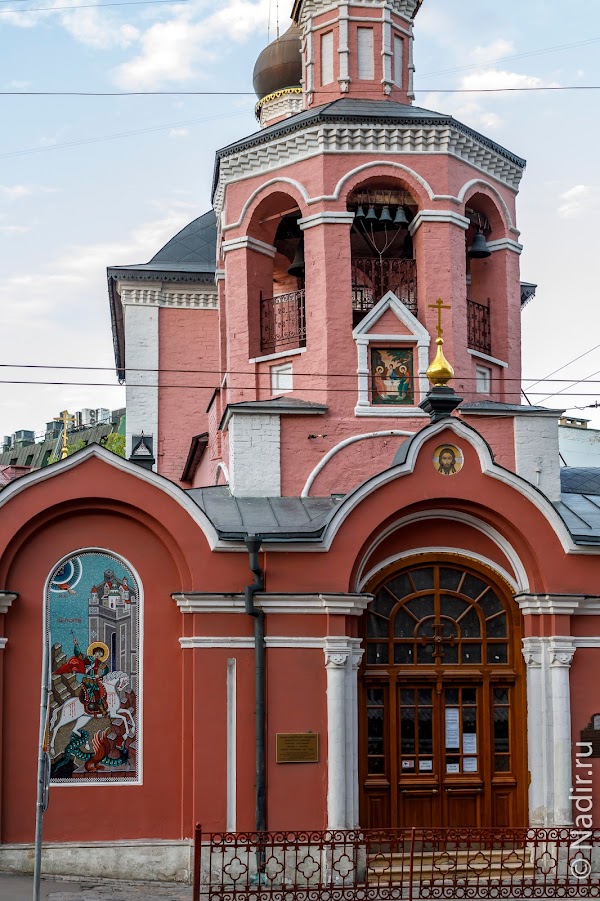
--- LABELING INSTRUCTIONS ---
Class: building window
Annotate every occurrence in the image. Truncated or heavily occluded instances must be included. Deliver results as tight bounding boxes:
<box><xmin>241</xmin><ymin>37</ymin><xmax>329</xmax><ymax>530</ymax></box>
<box><xmin>476</xmin><ymin>365</ymin><xmax>491</xmax><ymax>395</ymax></box>
<box><xmin>357</xmin><ymin>27</ymin><xmax>374</xmax><ymax>80</ymax></box>
<box><xmin>393</xmin><ymin>35</ymin><xmax>403</xmax><ymax>86</ymax></box>
<box><xmin>321</xmin><ymin>32</ymin><xmax>334</xmax><ymax>85</ymax></box>
<box><xmin>271</xmin><ymin>362</ymin><xmax>293</xmax><ymax>394</ymax></box>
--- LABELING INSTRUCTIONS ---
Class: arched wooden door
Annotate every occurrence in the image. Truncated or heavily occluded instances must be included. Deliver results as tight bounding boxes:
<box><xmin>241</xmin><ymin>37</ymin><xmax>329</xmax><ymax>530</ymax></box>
<box><xmin>359</xmin><ymin>557</ymin><xmax>527</xmax><ymax>829</ymax></box>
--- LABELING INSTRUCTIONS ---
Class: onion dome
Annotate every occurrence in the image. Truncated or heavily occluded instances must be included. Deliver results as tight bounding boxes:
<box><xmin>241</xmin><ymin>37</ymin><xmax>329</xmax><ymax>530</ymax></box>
<box><xmin>253</xmin><ymin>24</ymin><xmax>302</xmax><ymax>100</ymax></box>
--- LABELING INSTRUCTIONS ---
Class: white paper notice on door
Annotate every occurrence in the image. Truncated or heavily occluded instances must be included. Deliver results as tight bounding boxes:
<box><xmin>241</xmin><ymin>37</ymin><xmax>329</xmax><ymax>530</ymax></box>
<box><xmin>463</xmin><ymin>757</ymin><xmax>478</xmax><ymax>772</ymax></box>
<box><xmin>419</xmin><ymin>760</ymin><xmax>433</xmax><ymax>771</ymax></box>
<box><xmin>463</xmin><ymin>732</ymin><xmax>477</xmax><ymax>755</ymax></box>
<box><xmin>445</xmin><ymin>708</ymin><xmax>460</xmax><ymax>748</ymax></box>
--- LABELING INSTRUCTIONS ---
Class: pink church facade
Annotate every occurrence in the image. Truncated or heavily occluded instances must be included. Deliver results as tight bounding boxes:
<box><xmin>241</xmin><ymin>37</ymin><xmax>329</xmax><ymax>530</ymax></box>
<box><xmin>1</xmin><ymin>0</ymin><xmax>600</xmax><ymax>885</ymax></box>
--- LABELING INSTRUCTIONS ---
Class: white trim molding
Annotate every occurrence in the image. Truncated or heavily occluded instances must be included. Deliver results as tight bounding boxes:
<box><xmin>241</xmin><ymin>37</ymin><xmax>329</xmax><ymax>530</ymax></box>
<box><xmin>408</xmin><ymin>210</ymin><xmax>470</xmax><ymax>235</ymax></box>
<box><xmin>515</xmin><ymin>594</ymin><xmax>600</xmax><ymax>615</ymax></box>
<box><xmin>173</xmin><ymin>593</ymin><xmax>372</xmax><ymax>615</ymax></box>
<box><xmin>249</xmin><ymin>346</ymin><xmax>307</xmax><ymax>364</ymax></box>
<box><xmin>179</xmin><ymin>636</ymin><xmax>329</xmax><ymax>649</ymax></box>
<box><xmin>118</xmin><ymin>283</ymin><xmax>218</xmax><ymax>309</ymax></box>
<box><xmin>0</xmin><ymin>638</ymin><xmax>7</xmax><ymax>650</ymax></box>
<box><xmin>0</xmin><ymin>592</ymin><xmax>17</xmax><ymax>614</ymax></box>
<box><xmin>221</xmin><ymin>236</ymin><xmax>277</xmax><ymax>258</ymax></box>
<box><xmin>486</xmin><ymin>238</ymin><xmax>523</xmax><ymax>255</ymax></box>
<box><xmin>213</xmin><ymin>122</ymin><xmax>525</xmax><ymax>215</ymax></box>
<box><xmin>468</xmin><ymin>349</ymin><xmax>508</xmax><ymax>369</ymax></box>
<box><xmin>522</xmin><ymin>636</ymin><xmax>576</xmax><ymax>826</ymax></box>
<box><xmin>298</xmin><ymin>211</ymin><xmax>355</xmax><ymax>230</ymax></box>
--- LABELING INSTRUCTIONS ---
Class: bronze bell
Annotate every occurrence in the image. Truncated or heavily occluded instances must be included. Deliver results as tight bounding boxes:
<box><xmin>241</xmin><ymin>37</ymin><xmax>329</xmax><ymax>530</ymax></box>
<box><xmin>468</xmin><ymin>232</ymin><xmax>491</xmax><ymax>259</ymax></box>
<box><xmin>288</xmin><ymin>240</ymin><xmax>305</xmax><ymax>277</ymax></box>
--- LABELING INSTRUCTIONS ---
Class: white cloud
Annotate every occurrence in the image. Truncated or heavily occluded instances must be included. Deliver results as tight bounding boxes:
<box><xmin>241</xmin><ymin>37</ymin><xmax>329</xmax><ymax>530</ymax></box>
<box><xmin>168</xmin><ymin>127</ymin><xmax>189</xmax><ymax>138</ymax></box>
<box><xmin>113</xmin><ymin>0</ymin><xmax>270</xmax><ymax>89</ymax></box>
<box><xmin>469</xmin><ymin>39</ymin><xmax>515</xmax><ymax>66</ymax></box>
<box><xmin>0</xmin><ymin>225</ymin><xmax>30</xmax><ymax>234</ymax></box>
<box><xmin>59</xmin><ymin>7</ymin><xmax>140</xmax><ymax>49</ymax></box>
<box><xmin>0</xmin><ymin>184</ymin><xmax>57</xmax><ymax>200</ymax></box>
<box><xmin>460</xmin><ymin>69</ymin><xmax>560</xmax><ymax>92</ymax></box>
<box><xmin>558</xmin><ymin>185</ymin><xmax>600</xmax><ymax>219</ymax></box>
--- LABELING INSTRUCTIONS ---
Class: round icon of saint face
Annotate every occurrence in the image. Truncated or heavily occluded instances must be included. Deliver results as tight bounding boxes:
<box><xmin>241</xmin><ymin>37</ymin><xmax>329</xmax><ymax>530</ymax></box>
<box><xmin>433</xmin><ymin>444</ymin><xmax>464</xmax><ymax>476</ymax></box>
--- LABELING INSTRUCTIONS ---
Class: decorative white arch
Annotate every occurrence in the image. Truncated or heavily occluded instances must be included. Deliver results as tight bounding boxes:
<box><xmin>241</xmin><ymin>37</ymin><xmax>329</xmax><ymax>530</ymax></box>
<box><xmin>0</xmin><ymin>444</ymin><xmax>220</xmax><ymax>549</ymax></box>
<box><xmin>221</xmin><ymin>177</ymin><xmax>311</xmax><ymax>233</ymax></box>
<box><xmin>301</xmin><ymin>429</ymin><xmax>416</xmax><ymax>498</ymax></box>
<box><xmin>355</xmin><ymin>512</ymin><xmax>528</xmax><ymax>592</ymax></box>
<box><xmin>317</xmin><ymin>160</ymin><xmax>437</xmax><ymax>205</ymax></box>
<box><xmin>458</xmin><ymin>178</ymin><xmax>515</xmax><ymax>232</ymax></box>
<box><xmin>320</xmin><ymin>417</ymin><xmax>580</xmax><ymax>555</ymax></box>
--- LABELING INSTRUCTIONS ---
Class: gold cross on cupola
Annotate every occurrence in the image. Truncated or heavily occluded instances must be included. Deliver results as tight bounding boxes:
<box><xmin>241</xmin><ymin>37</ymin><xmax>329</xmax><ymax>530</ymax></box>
<box><xmin>426</xmin><ymin>298</ymin><xmax>454</xmax><ymax>387</ymax></box>
<box><xmin>53</xmin><ymin>410</ymin><xmax>77</xmax><ymax>460</ymax></box>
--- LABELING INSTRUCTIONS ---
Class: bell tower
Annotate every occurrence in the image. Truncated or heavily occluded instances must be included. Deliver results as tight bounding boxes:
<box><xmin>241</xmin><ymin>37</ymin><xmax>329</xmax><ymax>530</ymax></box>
<box><xmin>292</xmin><ymin>0</ymin><xmax>423</xmax><ymax>106</ymax></box>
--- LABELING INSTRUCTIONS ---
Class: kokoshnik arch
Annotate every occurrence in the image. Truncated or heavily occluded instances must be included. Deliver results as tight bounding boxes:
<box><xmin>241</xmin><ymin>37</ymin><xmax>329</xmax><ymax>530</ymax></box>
<box><xmin>1</xmin><ymin>0</ymin><xmax>600</xmax><ymax>886</ymax></box>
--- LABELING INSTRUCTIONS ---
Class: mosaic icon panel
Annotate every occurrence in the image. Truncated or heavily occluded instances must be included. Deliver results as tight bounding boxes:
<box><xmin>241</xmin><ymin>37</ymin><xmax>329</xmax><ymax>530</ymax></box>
<box><xmin>47</xmin><ymin>551</ymin><xmax>140</xmax><ymax>784</ymax></box>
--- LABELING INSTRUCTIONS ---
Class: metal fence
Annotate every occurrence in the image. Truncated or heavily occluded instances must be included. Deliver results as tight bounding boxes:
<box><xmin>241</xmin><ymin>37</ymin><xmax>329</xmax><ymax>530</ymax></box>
<box><xmin>194</xmin><ymin>826</ymin><xmax>600</xmax><ymax>901</ymax></box>
<box><xmin>260</xmin><ymin>290</ymin><xmax>306</xmax><ymax>354</ymax></box>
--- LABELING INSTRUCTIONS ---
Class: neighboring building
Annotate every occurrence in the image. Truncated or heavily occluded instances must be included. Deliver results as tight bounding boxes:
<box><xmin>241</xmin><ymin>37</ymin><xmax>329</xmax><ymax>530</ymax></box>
<box><xmin>559</xmin><ymin>415</ymin><xmax>600</xmax><ymax>467</ymax></box>
<box><xmin>0</xmin><ymin>407</ymin><xmax>125</xmax><ymax>474</ymax></box>
<box><xmin>2</xmin><ymin>0</ymin><xmax>600</xmax><ymax>887</ymax></box>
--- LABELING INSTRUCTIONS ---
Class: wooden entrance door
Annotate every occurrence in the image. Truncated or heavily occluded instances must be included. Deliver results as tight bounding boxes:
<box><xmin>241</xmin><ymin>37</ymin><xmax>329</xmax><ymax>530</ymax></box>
<box><xmin>360</xmin><ymin>558</ymin><xmax>526</xmax><ymax>829</ymax></box>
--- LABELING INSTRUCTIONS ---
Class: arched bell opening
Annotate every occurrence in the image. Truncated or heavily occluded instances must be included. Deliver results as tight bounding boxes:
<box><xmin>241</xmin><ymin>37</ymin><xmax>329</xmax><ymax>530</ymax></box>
<box><xmin>359</xmin><ymin>553</ymin><xmax>527</xmax><ymax>830</ymax></box>
<box><xmin>346</xmin><ymin>178</ymin><xmax>418</xmax><ymax>328</ymax></box>
<box><xmin>465</xmin><ymin>192</ymin><xmax>506</xmax><ymax>359</ymax></box>
<box><xmin>246</xmin><ymin>191</ymin><xmax>305</xmax><ymax>357</ymax></box>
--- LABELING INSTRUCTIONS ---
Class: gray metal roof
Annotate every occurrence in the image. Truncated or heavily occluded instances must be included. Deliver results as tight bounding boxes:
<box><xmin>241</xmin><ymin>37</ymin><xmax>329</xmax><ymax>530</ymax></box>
<box><xmin>560</xmin><ymin>467</ymin><xmax>600</xmax><ymax>496</ymax></box>
<box><xmin>460</xmin><ymin>402</ymin><xmax>564</xmax><ymax>416</ymax></box>
<box><xmin>213</xmin><ymin>99</ymin><xmax>526</xmax><ymax>199</ymax></box>
<box><xmin>555</xmin><ymin>493</ymin><xmax>600</xmax><ymax>545</ymax></box>
<box><xmin>150</xmin><ymin>210</ymin><xmax>217</xmax><ymax>268</ymax></box>
<box><xmin>185</xmin><ymin>486</ymin><xmax>341</xmax><ymax>540</ymax></box>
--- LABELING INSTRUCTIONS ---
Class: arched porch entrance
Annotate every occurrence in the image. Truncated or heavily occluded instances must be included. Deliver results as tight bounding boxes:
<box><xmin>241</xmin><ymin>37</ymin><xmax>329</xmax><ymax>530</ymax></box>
<box><xmin>359</xmin><ymin>555</ymin><xmax>527</xmax><ymax>829</ymax></box>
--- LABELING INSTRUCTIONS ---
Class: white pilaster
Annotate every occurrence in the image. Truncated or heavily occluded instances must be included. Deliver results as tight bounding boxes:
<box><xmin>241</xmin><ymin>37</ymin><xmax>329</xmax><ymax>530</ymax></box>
<box><xmin>122</xmin><ymin>301</ymin><xmax>159</xmax><ymax>465</ymax></box>
<box><xmin>549</xmin><ymin>638</ymin><xmax>576</xmax><ymax>825</ymax></box>
<box><xmin>228</xmin><ymin>412</ymin><xmax>281</xmax><ymax>497</ymax></box>
<box><xmin>324</xmin><ymin>637</ymin><xmax>363</xmax><ymax>829</ymax></box>
<box><xmin>338</xmin><ymin>1</ymin><xmax>350</xmax><ymax>92</ymax></box>
<box><xmin>522</xmin><ymin>636</ymin><xmax>576</xmax><ymax>826</ymax></box>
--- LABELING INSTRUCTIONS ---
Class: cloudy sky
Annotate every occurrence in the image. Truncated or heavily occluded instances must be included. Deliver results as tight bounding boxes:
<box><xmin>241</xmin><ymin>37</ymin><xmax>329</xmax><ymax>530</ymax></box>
<box><xmin>1</xmin><ymin>0</ymin><xmax>599</xmax><ymax>440</ymax></box>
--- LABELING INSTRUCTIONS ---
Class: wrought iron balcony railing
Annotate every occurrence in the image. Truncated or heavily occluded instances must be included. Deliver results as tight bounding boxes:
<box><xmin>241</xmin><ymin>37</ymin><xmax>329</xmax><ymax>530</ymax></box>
<box><xmin>467</xmin><ymin>298</ymin><xmax>491</xmax><ymax>355</ymax></box>
<box><xmin>352</xmin><ymin>257</ymin><xmax>417</xmax><ymax>321</ymax></box>
<box><xmin>260</xmin><ymin>289</ymin><xmax>306</xmax><ymax>355</ymax></box>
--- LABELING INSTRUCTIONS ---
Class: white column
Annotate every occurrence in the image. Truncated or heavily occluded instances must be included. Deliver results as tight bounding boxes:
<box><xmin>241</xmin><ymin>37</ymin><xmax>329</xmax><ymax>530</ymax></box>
<box><xmin>522</xmin><ymin>638</ymin><xmax>546</xmax><ymax>825</ymax></box>
<box><xmin>356</xmin><ymin>338</ymin><xmax>369</xmax><ymax>409</ymax></box>
<box><xmin>121</xmin><ymin>289</ymin><xmax>159</xmax><ymax>466</ymax></box>
<box><xmin>226</xmin><ymin>657</ymin><xmax>237</xmax><ymax>832</ymax></box>
<box><xmin>549</xmin><ymin>638</ymin><xmax>576</xmax><ymax>825</ymax></box>
<box><xmin>522</xmin><ymin>636</ymin><xmax>576</xmax><ymax>826</ymax></box>
<box><xmin>338</xmin><ymin>1</ymin><xmax>350</xmax><ymax>92</ymax></box>
<box><xmin>350</xmin><ymin>642</ymin><xmax>363</xmax><ymax>828</ymax></box>
<box><xmin>324</xmin><ymin>638</ymin><xmax>352</xmax><ymax>829</ymax></box>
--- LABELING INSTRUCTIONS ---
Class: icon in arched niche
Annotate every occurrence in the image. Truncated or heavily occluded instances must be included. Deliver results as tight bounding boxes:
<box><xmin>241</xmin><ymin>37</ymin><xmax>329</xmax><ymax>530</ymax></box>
<box><xmin>47</xmin><ymin>551</ymin><xmax>140</xmax><ymax>784</ymax></box>
<box><xmin>433</xmin><ymin>444</ymin><xmax>464</xmax><ymax>476</ymax></box>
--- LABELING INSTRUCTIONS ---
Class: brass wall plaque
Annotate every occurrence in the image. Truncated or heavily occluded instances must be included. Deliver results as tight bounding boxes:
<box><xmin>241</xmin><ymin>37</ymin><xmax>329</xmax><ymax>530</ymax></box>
<box><xmin>276</xmin><ymin>733</ymin><xmax>319</xmax><ymax>763</ymax></box>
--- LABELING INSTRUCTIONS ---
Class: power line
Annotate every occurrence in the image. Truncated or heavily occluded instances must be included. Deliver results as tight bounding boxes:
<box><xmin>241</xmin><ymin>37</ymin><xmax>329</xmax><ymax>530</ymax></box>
<box><xmin>0</xmin><ymin>378</ymin><xmax>598</xmax><ymax>396</ymax></box>
<box><xmin>3</xmin><ymin>85</ymin><xmax>600</xmax><ymax>95</ymax></box>
<box><xmin>3</xmin><ymin>361</ymin><xmax>600</xmax><ymax>384</ymax></box>
<box><xmin>0</xmin><ymin>110</ymin><xmax>247</xmax><ymax>159</ymax></box>
<box><xmin>0</xmin><ymin>0</ymin><xmax>188</xmax><ymax>11</ymax></box>
<box><xmin>522</xmin><ymin>344</ymin><xmax>600</xmax><ymax>392</ymax></box>
<box><xmin>417</xmin><ymin>36</ymin><xmax>600</xmax><ymax>80</ymax></box>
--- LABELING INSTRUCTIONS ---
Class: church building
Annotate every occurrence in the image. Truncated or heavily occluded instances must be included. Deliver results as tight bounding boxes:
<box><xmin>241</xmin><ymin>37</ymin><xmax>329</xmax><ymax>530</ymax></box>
<box><xmin>1</xmin><ymin>0</ymin><xmax>600</xmax><ymax>884</ymax></box>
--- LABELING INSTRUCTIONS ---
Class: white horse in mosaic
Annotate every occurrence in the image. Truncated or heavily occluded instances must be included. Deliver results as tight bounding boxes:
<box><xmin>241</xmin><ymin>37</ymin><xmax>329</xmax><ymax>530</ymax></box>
<box><xmin>49</xmin><ymin>671</ymin><xmax>134</xmax><ymax>755</ymax></box>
